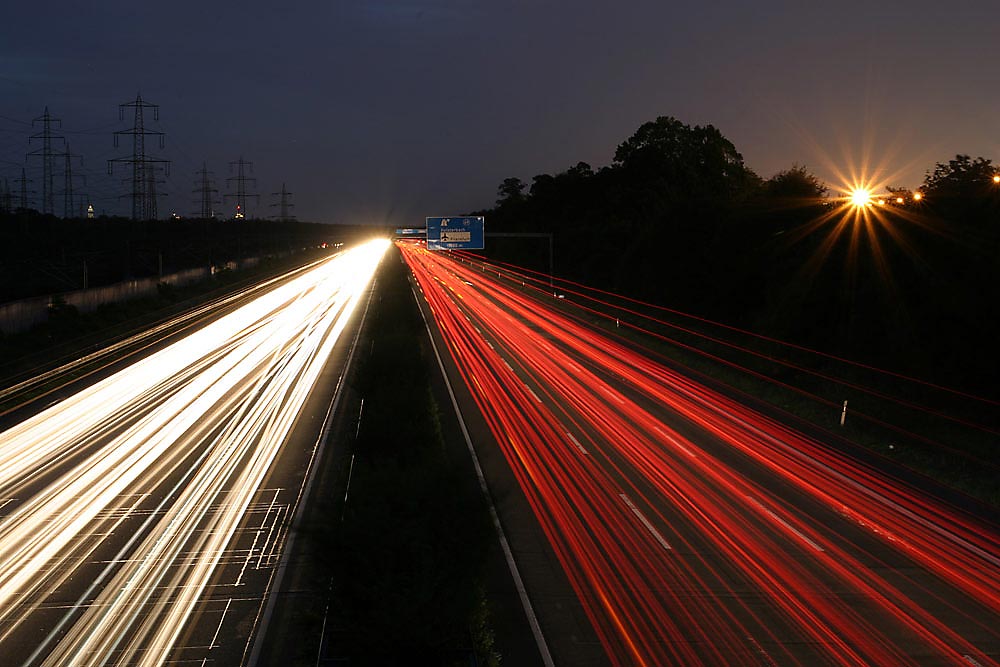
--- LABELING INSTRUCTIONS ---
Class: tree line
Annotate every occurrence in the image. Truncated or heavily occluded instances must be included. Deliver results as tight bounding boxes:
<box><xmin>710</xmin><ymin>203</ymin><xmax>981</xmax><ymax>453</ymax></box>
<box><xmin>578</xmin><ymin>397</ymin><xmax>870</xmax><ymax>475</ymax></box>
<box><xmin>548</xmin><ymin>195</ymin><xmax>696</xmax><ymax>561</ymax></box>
<box><xmin>0</xmin><ymin>213</ymin><xmax>365</xmax><ymax>303</ymax></box>
<box><xmin>479</xmin><ymin>116</ymin><xmax>1000</xmax><ymax>397</ymax></box>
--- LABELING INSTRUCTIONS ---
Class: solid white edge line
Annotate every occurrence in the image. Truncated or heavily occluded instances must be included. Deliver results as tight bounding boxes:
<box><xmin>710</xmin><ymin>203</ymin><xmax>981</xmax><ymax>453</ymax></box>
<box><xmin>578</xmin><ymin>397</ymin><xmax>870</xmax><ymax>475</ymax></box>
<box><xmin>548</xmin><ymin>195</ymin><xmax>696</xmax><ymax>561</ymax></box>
<box><xmin>245</xmin><ymin>272</ymin><xmax>379</xmax><ymax>666</ymax></box>
<box><xmin>411</xmin><ymin>276</ymin><xmax>556</xmax><ymax>667</ymax></box>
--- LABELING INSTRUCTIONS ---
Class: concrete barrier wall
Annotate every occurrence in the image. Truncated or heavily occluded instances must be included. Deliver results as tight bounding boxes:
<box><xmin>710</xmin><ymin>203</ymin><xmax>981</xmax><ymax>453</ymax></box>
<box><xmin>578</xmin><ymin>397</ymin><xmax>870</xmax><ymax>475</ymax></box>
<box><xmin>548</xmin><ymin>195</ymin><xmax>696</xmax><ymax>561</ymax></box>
<box><xmin>0</xmin><ymin>265</ymin><xmax>213</xmax><ymax>335</ymax></box>
<box><xmin>0</xmin><ymin>297</ymin><xmax>51</xmax><ymax>334</ymax></box>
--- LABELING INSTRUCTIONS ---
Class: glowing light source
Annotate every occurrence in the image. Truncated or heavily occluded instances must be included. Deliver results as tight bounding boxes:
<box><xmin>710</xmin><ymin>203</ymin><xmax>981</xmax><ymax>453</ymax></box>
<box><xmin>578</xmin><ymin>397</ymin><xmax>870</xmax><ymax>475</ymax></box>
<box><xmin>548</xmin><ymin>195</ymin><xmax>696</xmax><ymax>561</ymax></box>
<box><xmin>850</xmin><ymin>189</ymin><xmax>872</xmax><ymax>207</ymax></box>
<box><xmin>993</xmin><ymin>175</ymin><xmax>1000</xmax><ymax>184</ymax></box>
<box><xmin>913</xmin><ymin>192</ymin><xmax>923</xmax><ymax>201</ymax></box>
<box><xmin>896</xmin><ymin>197</ymin><xmax>904</xmax><ymax>204</ymax></box>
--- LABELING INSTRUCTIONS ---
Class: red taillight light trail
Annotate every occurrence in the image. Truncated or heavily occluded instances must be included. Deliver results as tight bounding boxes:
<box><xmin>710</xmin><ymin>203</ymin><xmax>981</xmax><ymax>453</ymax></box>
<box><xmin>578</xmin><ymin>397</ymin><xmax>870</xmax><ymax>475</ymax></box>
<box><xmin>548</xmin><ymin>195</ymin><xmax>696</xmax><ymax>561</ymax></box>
<box><xmin>401</xmin><ymin>242</ymin><xmax>1000</xmax><ymax>666</ymax></box>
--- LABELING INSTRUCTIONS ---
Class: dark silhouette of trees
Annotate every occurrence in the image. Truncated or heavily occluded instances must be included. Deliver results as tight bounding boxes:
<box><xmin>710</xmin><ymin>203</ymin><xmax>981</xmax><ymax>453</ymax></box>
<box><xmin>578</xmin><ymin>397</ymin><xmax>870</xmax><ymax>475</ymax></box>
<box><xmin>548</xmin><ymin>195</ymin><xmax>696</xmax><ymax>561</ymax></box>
<box><xmin>0</xmin><ymin>211</ymin><xmax>358</xmax><ymax>302</ymax></box>
<box><xmin>918</xmin><ymin>154</ymin><xmax>1000</xmax><ymax>231</ymax></box>
<box><xmin>565</xmin><ymin>161</ymin><xmax>594</xmax><ymax>179</ymax></box>
<box><xmin>479</xmin><ymin>116</ymin><xmax>999</xmax><ymax>397</ymax></box>
<box><xmin>922</xmin><ymin>154</ymin><xmax>996</xmax><ymax>200</ymax></box>
<box><xmin>761</xmin><ymin>164</ymin><xmax>827</xmax><ymax>201</ymax></box>
<box><xmin>885</xmin><ymin>186</ymin><xmax>917</xmax><ymax>203</ymax></box>
<box><xmin>613</xmin><ymin>115</ymin><xmax>758</xmax><ymax>203</ymax></box>
<box><xmin>495</xmin><ymin>177</ymin><xmax>526</xmax><ymax>206</ymax></box>
<box><xmin>484</xmin><ymin>117</ymin><xmax>766</xmax><ymax>309</ymax></box>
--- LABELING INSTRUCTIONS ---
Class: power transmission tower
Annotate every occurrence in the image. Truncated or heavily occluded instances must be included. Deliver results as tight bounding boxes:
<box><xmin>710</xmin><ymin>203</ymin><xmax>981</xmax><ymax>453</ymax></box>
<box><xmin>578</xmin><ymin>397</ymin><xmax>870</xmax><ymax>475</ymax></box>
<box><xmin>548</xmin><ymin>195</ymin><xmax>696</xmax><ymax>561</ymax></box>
<box><xmin>192</xmin><ymin>162</ymin><xmax>219</xmax><ymax>218</ymax></box>
<box><xmin>107</xmin><ymin>94</ymin><xmax>170</xmax><ymax>220</ymax></box>
<box><xmin>146</xmin><ymin>163</ymin><xmax>165</xmax><ymax>220</ymax></box>
<box><xmin>0</xmin><ymin>179</ymin><xmax>11</xmax><ymax>214</ymax></box>
<box><xmin>14</xmin><ymin>167</ymin><xmax>34</xmax><ymax>211</ymax></box>
<box><xmin>270</xmin><ymin>183</ymin><xmax>296</xmax><ymax>222</ymax></box>
<box><xmin>26</xmin><ymin>107</ymin><xmax>65</xmax><ymax>215</ymax></box>
<box><xmin>62</xmin><ymin>143</ymin><xmax>86</xmax><ymax>219</ymax></box>
<box><xmin>224</xmin><ymin>157</ymin><xmax>259</xmax><ymax>219</ymax></box>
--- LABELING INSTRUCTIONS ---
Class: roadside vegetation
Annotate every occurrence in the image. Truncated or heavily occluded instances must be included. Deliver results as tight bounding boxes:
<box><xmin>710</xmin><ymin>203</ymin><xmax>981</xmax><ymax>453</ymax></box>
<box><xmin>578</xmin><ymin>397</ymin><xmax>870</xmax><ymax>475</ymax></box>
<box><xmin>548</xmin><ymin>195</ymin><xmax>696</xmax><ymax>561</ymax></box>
<box><xmin>474</xmin><ymin>115</ymin><xmax>999</xmax><ymax>507</ymax></box>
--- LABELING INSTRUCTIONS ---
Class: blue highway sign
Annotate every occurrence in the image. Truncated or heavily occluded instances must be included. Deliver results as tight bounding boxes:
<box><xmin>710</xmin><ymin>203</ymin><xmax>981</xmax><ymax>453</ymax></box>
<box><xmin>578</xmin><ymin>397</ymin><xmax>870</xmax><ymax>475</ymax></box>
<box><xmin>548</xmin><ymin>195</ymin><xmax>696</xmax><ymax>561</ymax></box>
<box><xmin>426</xmin><ymin>216</ymin><xmax>485</xmax><ymax>250</ymax></box>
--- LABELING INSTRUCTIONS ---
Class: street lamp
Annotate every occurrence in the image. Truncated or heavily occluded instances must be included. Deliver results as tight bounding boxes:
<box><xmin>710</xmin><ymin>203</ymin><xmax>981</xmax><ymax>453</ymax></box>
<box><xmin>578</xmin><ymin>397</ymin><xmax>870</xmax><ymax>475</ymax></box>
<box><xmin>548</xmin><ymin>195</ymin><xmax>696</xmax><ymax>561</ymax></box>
<box><xmin>850</xmin><ymin>188</ymin><xmax>872</xmax><ymax>207</ymax></box>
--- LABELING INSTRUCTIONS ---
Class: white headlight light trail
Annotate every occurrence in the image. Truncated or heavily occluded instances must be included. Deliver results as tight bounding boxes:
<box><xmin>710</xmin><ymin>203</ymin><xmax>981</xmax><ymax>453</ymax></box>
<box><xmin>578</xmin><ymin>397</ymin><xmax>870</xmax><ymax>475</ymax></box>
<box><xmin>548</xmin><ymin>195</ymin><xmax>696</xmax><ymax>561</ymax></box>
<box><xmin>0</xmin><ymin>239</ymin><xmax>389</xmax><ymax>666</ymax></box>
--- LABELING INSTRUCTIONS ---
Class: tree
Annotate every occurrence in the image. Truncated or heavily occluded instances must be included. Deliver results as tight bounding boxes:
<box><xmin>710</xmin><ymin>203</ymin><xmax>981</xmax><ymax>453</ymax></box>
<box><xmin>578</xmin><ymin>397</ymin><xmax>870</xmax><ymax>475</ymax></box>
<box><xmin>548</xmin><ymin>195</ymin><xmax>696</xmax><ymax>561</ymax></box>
<box><xmin>612</xmin><ymin>116</ymin><xmax>755</xmax><ymax>201</ymax></box>
<box><xmin>529</xmin><ymin>173</ymin><xmax>555</xmax><ymax>198</ymax></box>
<box><xmin>495</xmin><ymin>177</ymin><xmax>526</xmax><ymax>206</ymax></box>
<box><xmin>918</xmin><ymin>155</ymin><xmax>1000</xmax><ymax>227</ymax></box>
<box><xmin>563</xmin><ymin>161</ymin><xmax>593</xmax><ymax>179</ymax></box>
<box><xmin>922</xmin><ymin>155</ymin><xmax>996</xmax><ymax>199</ymax></box>
<box><xmin>762</xmin><ymin>164</ymin><xmax>827</xmax><ymax>201</ymax></box>
<box><xmin>885</xmin><ymin>186</ymin><xmax>917</xmax><ymax>204</ymax></box>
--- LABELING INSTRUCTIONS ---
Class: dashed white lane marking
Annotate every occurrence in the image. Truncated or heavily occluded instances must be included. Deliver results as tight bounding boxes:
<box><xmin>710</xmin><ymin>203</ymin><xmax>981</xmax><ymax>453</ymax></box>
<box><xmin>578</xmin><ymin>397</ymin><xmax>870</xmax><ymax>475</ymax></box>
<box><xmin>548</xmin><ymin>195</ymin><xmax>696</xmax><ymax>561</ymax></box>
<box><xmin>620</xmin><ymin>493</ymin><xmax>672</xmax><ymax>550</ymax></box>
<box><xmin>746</xmin><ymin>495</ymin><xmax>825</xmax><ymax>552</ymax></box>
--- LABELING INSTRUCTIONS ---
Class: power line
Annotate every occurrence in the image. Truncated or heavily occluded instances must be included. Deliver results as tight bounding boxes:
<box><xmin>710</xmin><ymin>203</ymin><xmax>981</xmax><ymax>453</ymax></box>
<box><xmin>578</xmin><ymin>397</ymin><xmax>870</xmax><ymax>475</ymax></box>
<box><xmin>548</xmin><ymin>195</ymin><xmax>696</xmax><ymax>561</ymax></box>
<box><xmin>0</xmin><ymin>113</ymin><xmax>31</xmax><ymax>126</ymax></box>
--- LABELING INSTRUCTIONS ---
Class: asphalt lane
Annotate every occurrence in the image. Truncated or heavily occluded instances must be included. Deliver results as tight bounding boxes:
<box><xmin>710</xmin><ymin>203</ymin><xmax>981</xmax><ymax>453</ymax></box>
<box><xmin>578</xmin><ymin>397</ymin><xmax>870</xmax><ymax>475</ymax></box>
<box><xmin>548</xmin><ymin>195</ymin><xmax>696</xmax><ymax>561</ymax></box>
<box><xmin>402</xmin><ymin>242</ymin><xmax>1000</xmax><ymax>666</ymax></box>
<box><xmin>407</xmin><ymin>250</ymin><xmax>617</xmax><ymax>667</ymax></box>
<box><xmin>0</xmin><ymin>241</ymin><xmax>388</xmax><ymax>667</ymax></box>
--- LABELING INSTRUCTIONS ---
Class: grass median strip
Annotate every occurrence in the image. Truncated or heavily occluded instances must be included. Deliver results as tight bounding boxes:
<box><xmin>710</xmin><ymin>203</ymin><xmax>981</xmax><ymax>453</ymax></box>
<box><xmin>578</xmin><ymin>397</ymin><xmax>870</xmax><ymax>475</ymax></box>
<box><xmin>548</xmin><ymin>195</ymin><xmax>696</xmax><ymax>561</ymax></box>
<box><xmin>306</xmin><ymin>246</ymin><xmax>498</xmax><ymax>667</ymax></box>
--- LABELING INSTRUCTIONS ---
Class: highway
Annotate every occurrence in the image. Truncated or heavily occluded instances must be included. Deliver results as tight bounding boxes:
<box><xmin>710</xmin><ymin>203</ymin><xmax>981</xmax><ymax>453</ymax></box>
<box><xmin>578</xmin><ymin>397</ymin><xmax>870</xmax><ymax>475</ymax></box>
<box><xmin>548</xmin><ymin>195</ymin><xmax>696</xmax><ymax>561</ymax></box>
<box><xmin>401</xmin><ymin>241</ymin><xmax>1000</xmax><ymax>666</ymax></box>
<box><xmin>0</xmin><ymin>239</ymin><xmax>388</xmax><ymax>667</ymax></box>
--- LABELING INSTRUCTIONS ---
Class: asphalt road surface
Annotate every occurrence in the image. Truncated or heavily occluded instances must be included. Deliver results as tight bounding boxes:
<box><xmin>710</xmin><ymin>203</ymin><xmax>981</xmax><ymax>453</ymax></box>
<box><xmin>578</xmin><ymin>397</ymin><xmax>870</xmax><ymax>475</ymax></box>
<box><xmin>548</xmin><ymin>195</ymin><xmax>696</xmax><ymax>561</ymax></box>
<box><xmin>402</xmin><ymin>240</ymin><xmax>1000</xmax><ymax>667</ymax></box>
<box><xmin>0</xmin><ymin>240</ymin><xmax>388</xmax><ymax>667</ymax></box>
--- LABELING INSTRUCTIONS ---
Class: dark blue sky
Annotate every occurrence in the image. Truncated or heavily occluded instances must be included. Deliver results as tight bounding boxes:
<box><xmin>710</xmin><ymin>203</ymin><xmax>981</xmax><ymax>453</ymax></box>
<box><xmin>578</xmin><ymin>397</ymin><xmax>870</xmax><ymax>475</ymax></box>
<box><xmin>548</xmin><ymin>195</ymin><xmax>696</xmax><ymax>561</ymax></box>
<box><xmin>2</xmin><ymin>1</ymin><xmax>998</xmax><ymax>223</ymax></box>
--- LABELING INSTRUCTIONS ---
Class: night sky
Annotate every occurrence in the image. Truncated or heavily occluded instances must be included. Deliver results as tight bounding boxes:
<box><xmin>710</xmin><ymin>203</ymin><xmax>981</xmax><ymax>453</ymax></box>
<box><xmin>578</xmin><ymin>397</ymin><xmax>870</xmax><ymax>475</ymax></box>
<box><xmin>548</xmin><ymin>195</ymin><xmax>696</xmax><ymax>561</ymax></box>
<box><xmin>2</xmin><ymin>1</ymin><xmax>998</xmax><ymax>224</ymax></box>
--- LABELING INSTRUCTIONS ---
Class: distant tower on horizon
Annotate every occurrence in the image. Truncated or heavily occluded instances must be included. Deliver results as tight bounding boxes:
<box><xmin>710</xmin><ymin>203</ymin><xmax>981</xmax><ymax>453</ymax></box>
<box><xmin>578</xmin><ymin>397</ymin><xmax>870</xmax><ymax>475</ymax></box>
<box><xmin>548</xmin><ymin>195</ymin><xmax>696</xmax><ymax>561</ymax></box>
<box><xmin>270</xmin><ymin>183</ymin><xmax>296</xmax><ymax>222</ymax></box>
<box><xmin>0</xmin><ymin>178</ymin><xmax>10</xmax><ymax>214</ymax></box>
<box><xmin>193</xmin><ymin>162</ymin><xmax>219</xmax><ymax>219</ymax></box>
<box><xmin>225</xmin><ymin>157</ymin><xmax>259</xmax><ymax>220</ymax></box>
<box><xmin>146</xmin><ymin>163</ymin><xmax>163</xmax><ymax>221</ymax></box>
<box><xmin>15</xmin><ymin>167</ymin><xmax>34</xmax><ymax>211</ymax></box>
<box><xmin>26</xmin><ymin>107</ymin><xmax>64</xmax><ymax>215</ymax></box>
<box><xmin>108</xmin><ymin>94</ymin><xmax>170</xmax><ymax>220</ymax></box>
<box><xmin>62</xmin><ymin>142</ymin><xmax>86</xmax><ymax>219</ymax></box>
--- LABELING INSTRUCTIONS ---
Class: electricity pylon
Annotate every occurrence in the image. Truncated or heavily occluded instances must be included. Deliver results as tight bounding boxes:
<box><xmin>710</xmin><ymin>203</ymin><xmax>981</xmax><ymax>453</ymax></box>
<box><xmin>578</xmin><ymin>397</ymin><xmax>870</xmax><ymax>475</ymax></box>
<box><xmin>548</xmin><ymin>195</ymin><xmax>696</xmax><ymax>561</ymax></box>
<box><xmin>270</xmin><ymin>183</ymin><xmax>296</xmax><ymax>222</ymax></box>
<box><xmin>107</xmin><ymin>94</ymin><xmax>170</xmax><ymax>220</ymax></box>
<box><xmin>26</xmin><ymin>107</ymin><xmax>64</xmax><ymax>215</ymax></box>
<box><xmin>224</xmin><ymin>157</ymin><xmax>259</xmax><ymax>220</ymax></box>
